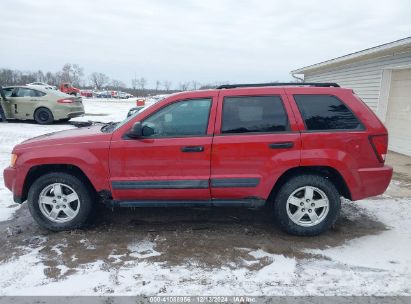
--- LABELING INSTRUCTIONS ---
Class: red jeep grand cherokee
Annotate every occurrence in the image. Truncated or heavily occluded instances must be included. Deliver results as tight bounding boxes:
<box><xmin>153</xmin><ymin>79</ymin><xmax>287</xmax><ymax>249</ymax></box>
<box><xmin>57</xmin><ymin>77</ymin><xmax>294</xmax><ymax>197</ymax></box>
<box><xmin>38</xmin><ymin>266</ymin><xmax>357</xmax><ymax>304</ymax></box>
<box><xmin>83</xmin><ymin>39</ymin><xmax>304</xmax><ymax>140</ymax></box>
<box><xmin>3</xmin><ymin>83</ymin><xmax>393</xmax><ymax>236</ymax></box>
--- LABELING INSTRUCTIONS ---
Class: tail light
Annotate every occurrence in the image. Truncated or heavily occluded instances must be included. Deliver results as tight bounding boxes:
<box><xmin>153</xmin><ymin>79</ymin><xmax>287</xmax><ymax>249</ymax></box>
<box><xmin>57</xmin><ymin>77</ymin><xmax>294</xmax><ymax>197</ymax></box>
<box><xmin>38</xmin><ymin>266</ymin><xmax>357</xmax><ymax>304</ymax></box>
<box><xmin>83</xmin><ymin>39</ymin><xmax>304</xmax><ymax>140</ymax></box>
<box><xmin>57</xmin><ymin>98</ymin><xmax>74</xmax><ymax>104</ymax></box>
<box><xmin>136</xmin><ymin>99</ymin><xmax>145</xmax><ymax>106</ymax></box>
<box><xmin>369</xmin><ymin>134</ymin><xmax>388</xmax><ymax>163</ymax></box>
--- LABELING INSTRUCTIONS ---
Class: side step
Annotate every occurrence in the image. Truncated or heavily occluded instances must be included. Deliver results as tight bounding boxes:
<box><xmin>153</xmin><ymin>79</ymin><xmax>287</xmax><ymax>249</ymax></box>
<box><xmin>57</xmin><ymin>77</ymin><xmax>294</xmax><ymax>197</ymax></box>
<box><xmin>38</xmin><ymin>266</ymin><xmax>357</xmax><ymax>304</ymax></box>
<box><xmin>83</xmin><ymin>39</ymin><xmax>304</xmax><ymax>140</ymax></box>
<box><xmin>110</xmin><ymin>199</ymin><xmax>266</xmax><ymax>208</ymax></box>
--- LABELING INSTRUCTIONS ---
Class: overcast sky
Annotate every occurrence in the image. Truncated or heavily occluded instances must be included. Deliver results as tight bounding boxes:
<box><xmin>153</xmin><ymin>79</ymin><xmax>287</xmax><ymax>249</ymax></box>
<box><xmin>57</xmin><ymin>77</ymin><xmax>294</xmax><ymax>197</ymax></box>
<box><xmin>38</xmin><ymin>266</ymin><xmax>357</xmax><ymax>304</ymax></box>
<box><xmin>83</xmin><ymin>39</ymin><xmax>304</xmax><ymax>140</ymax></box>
<box><xmin>1</xmin><ymin>0</ymin><xmax>410</xmax><ymax>88</ymax></box>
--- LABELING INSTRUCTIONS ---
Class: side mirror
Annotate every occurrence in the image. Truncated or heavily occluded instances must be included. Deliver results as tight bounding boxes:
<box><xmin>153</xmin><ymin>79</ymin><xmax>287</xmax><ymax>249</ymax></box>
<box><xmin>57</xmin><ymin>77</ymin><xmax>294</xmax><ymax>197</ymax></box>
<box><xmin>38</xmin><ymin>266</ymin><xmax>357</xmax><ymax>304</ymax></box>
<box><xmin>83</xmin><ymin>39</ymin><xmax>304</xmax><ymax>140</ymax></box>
<box><xmin>142</xmin><ymin>125</ymin><xmax>155</xmax><ymax>137</ymax></box>
<box><xmin>127</xmin><ymin>123</ymin><xmax>155</xmax><ymax>138</ymax></box>
<box><xmin>127</xmin><ymin>122</ymin><xmax>143</xmax><ymax>138</ymax></box>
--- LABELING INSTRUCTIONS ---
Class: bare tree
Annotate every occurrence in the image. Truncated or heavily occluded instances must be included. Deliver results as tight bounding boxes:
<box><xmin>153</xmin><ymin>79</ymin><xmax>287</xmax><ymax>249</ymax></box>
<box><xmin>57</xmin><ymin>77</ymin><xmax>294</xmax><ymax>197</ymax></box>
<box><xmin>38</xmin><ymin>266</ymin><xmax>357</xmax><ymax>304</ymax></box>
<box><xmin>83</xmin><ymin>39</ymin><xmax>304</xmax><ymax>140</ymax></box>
<box><xmin>35</xmin><ymin>70</ymin><xmax>45</xmax><ymax>82</ymax></box>
<box><xmin>20</xmin><ymin>73</ymin><xmax>36</xmax><ymax>85</ymax></box>
<box><xmin>45</xmin><ymin>72</ymin><xmax>58</xmax><ymax>86</ymax></box>
<box><xmin>111</xmin><ymin>79</ymin><xmax>126</xmax><ymax>89</ymax></box>
<box><xmin>179</xmin><ymin>82</ymin><xmax>190</xmax><ymax>91</ymax></box>
<box><xmin>0</xmin><ymin>69</ymin><xmax>16</xmax><ymax>85</ymax></box>
<box><xmin>162</xmin><ymin>80</ymin><xmax>172</xmax><ymax>91</ymax></box>
<box><xmin>191</xmin><ymin>80</ymin><xmax>200</xmax><ymax>90</ymax></box>
<box><xmin>137</xmin><ymin>77</ymin><xmax>147</xmax><ymax>91</ymax></box>
<box><xmin>155</xmin><ymin>80</ymin><xmax>161</xmax><ymax>91</ymax></box>
<box><xmin>72</xmin><ymin>64</ymin><xmax>84</xmax><ymax>87</ymax></box>
<box><xmin>89</xmin><ymin>72</ymin><xmax>110</xmax><ymax>90</ymax></box>
<box><xmin>58</xmin><ymin>63</ymin><xmax>84</xmax><ymax>86</ymax></box>
<box><xmin>131</xmin><ymin>77</ymin><xmax>138</xmax><ymax>90</ymax></box>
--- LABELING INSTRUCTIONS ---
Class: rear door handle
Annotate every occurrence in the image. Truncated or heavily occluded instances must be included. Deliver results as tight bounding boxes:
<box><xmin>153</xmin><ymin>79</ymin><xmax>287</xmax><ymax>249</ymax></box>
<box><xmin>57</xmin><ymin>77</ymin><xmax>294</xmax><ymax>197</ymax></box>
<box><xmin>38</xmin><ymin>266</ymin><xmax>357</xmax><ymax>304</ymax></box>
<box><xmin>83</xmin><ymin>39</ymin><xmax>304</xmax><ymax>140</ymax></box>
<box><xmin>181</xmin><ymin>146</ymin><xmax>204</xmax><ymax>152</ymax></box>
<box><xmin>269</xmin><ymin>142</ymin><xmax>294</xmax><ymax>149</ymax></box>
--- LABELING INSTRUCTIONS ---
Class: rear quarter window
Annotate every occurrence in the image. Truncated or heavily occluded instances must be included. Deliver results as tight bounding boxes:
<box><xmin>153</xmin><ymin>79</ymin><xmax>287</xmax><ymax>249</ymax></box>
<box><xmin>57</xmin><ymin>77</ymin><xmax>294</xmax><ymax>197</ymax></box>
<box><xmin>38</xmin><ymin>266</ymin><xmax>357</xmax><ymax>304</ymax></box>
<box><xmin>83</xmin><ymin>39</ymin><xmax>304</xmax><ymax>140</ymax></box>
<box><xmin>293</xmin><ymin>94</ymin><xmax>363</xmax><ymax>131</ymax></box>
<box><xmin>34</xmin><ymin>90</ymin><xmax>46</xmax><ymax>97</ymax></box>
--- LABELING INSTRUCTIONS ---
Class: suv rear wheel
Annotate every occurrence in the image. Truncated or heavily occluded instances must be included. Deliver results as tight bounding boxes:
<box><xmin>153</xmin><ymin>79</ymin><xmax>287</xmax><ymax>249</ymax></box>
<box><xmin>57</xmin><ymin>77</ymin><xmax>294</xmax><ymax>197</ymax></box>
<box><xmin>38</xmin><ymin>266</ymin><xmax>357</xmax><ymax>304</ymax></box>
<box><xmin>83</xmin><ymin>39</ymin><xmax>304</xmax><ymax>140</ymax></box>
<box><xmin>27</xmin><ymin>172</ymin><xmax>94</xmax><ymax>231</ymax></box>
<box><xmin>273</xmin><ymin>174</ymin><xmax>341</xmax><ymax>236</ymax></box>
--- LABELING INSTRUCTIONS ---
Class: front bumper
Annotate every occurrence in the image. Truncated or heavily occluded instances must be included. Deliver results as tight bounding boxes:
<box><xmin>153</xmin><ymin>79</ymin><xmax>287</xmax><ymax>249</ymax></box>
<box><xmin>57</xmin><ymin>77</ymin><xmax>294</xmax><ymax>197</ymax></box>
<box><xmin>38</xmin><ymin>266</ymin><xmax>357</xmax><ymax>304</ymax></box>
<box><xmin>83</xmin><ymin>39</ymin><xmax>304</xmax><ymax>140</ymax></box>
<box><xmin>3</xmin><ymin>166</ymin><xmax>23</xmax><ymax>203</ymax></box>
<box><xmin>352</xmin><ymin>165</ymin><xmax>393</xmax><ymax>200</ymax></box>
<box><xmin>3</xmin><ymin>166</ymin><xmax>15</xmax><ymax>192</ymax></box>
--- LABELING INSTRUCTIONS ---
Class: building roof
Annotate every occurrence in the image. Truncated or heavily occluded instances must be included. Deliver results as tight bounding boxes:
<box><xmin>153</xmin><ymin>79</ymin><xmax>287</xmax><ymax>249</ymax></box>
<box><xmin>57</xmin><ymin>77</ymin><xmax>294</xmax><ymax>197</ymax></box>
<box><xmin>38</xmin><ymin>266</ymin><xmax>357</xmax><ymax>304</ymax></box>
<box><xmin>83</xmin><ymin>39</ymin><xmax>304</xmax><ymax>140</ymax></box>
<box><xmin>291</xmin><ymin>36</ymin><xmax>411</xmax><ymax>75</ymax></box>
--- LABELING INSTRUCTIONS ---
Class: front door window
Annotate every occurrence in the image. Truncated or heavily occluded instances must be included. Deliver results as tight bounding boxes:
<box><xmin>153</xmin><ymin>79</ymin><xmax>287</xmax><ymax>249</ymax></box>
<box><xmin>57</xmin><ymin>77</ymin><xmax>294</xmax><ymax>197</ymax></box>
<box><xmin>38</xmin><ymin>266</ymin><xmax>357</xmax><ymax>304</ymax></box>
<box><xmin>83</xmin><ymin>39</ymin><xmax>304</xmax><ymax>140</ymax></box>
<box><xmin>142</xmin><ymin>98</ymin><xmax>212</xmax><ymax>137</ymax></box>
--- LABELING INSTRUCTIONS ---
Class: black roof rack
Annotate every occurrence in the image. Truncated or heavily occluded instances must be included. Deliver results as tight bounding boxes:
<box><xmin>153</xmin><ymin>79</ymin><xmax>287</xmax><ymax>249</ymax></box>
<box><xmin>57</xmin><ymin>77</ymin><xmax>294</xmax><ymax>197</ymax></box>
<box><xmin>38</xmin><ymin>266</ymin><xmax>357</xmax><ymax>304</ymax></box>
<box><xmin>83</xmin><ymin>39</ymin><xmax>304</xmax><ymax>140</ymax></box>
<box><xmin>216</xmin><ymin>82</ymin><xmax>340</xmax><ymax>89</ymax></box>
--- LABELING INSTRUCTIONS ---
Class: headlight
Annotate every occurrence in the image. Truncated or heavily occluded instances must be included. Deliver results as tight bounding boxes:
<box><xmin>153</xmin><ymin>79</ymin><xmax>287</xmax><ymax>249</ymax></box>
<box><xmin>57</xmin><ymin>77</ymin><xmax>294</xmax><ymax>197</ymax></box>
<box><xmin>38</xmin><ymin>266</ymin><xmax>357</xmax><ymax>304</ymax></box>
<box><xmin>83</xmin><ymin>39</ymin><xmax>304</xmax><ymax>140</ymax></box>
<box><xmin>10</xmin><ymin>154</ymin><xmax>17</xmax><ymax>167</ymax></box>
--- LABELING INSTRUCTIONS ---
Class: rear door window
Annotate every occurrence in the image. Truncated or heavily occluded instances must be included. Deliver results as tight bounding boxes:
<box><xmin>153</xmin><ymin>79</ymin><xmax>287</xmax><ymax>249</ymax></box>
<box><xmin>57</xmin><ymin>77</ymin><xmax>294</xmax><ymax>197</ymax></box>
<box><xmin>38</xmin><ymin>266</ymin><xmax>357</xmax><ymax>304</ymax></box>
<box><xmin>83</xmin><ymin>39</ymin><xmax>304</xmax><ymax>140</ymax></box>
<box><xmin>221</xmin><ymin>95</ymin><xmax>289</xmax><ymax>134</ymax></box>
<box><xmin>293</xmin><ymin>94</ymin><xmax>363</xmax><ymax>131</ymax></box>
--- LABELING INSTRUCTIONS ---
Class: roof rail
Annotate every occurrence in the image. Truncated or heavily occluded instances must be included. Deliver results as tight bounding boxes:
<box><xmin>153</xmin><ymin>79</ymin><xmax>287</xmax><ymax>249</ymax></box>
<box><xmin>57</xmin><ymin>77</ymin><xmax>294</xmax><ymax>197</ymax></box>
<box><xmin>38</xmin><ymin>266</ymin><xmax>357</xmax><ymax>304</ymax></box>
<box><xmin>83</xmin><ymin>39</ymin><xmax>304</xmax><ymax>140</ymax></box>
<box><xmin>216</xmin><ymin>82</ymin><xmax>340</xmax><ymax>89</ymax></box>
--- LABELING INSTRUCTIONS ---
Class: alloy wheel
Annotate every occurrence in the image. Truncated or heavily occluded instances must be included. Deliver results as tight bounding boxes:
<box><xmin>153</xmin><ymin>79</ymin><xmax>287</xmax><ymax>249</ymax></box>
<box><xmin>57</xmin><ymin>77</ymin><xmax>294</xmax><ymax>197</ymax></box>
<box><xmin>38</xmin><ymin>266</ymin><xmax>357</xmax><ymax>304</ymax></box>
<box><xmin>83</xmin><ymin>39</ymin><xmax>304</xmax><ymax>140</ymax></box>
<box><xmin>286</xmin><ymin>186</ymin><xmax>329</xmax><ymax>227</ymax></box>
<box><xmin>38</xmin><ymin>183</ymin><xmax>80</xmax><ymax>223</ymax></box>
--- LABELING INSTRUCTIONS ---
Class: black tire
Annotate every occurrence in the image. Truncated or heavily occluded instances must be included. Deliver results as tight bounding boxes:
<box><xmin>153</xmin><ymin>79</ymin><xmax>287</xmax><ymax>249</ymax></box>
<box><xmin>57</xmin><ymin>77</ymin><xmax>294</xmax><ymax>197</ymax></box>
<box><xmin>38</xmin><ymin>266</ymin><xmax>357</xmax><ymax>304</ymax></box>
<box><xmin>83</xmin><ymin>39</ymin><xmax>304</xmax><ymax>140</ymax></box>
<box><xmin>34</xmin><ymin>107</ymin><xmax>54</xmax><ymax>124</ymax></box>
<box><xmin>273</xmin><ymin>174</ymin><xmax>341</xmax><ymax>236</ymax></box>
<box><xmin>27</xmin><ymin>172</ymin><xmax>94</xmax><ymax>231</ymax></box>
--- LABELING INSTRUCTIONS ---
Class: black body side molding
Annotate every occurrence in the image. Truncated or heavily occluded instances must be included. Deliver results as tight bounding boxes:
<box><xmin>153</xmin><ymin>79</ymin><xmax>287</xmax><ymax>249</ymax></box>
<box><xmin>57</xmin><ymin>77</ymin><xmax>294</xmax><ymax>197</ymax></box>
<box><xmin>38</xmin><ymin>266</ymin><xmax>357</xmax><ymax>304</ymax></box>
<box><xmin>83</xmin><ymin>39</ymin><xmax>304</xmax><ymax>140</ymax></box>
<box><xmin>109</xmin><ymin>199</ymin><xmax>266</xmax><ymax>208</ymax></box>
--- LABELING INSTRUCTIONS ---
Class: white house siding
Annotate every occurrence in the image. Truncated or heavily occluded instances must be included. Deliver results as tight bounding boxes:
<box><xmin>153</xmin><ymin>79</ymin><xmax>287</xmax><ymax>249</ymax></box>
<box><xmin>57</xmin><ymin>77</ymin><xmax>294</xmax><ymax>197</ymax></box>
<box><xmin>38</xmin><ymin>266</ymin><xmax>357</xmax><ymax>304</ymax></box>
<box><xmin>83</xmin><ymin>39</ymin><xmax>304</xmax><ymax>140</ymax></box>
<box><xmin>303</xmin><ymin>50</ymin><xmax>411</xmax><ymax>112</ymax></box>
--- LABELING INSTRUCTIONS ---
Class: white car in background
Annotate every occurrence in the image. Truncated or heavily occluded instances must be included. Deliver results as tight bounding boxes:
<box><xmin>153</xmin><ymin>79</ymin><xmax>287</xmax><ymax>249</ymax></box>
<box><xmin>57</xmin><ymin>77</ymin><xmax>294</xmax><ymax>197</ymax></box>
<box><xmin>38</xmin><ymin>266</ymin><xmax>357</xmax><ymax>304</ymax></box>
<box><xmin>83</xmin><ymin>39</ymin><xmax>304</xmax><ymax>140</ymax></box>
<box><xmin>26</xmin><ymin>82</ymin><xmax>57</xmax><ymax>90</ymax></box>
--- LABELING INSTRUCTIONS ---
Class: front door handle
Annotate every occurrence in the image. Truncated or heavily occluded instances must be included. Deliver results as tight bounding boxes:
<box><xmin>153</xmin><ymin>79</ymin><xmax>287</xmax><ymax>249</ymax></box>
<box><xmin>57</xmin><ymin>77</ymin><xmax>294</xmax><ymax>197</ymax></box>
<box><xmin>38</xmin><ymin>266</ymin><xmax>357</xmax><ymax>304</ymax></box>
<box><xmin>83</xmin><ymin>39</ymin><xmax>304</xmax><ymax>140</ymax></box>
<box><xmin>269</xmin><ymin>142</ymin><xmax>294</xmax><ymax>149</ymax></box>
<box><xmin>181</xmin><ymin>146</ymin><xmax>204</xmax><ymax>152</ymax></box>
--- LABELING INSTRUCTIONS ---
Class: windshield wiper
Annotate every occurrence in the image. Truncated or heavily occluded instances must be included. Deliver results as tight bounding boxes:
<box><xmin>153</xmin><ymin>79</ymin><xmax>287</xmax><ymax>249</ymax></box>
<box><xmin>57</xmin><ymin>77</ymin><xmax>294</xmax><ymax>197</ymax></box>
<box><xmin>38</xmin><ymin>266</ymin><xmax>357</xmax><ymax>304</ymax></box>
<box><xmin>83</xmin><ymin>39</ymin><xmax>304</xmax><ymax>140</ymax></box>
<box><xmin>101</xmin><ymin>121</ymin><xmax>119</xmax><ymax>132</ymax></box>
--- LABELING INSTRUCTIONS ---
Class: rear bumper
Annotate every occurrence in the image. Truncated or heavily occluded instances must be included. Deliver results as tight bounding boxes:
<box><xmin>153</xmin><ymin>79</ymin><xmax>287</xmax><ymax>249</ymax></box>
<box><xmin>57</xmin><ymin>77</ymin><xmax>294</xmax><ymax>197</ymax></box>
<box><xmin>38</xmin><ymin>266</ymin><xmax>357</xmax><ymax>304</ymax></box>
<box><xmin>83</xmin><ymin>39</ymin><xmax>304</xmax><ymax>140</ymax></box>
<box><xmin>53</xmin><ymin>105</ymin><xmax>85</xmax><ymax>120</ymax></box>
<box><xmin>66</xmin><ymin>111</ymin><xmax>85</xmax><ymax>119</ymax></box>
<box><xmin>3</xmin><ymin>166</ymin><xmax>23</xmax><ymax>203</ymax></box>
<box><xmin>351</xmin><ymin>165</ymin><xmax>393</xmax><ymax>200</ymax></box>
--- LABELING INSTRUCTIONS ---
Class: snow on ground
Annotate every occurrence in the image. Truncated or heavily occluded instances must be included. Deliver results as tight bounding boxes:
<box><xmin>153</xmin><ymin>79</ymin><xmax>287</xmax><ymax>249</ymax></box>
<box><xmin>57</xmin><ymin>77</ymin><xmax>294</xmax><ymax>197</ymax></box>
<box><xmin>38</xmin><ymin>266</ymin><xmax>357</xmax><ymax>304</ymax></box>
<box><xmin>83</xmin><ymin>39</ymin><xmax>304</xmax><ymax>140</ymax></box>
<box><xmin>0</xmin><ymin>99</ymin><xmax>411</xmax><ymax>295</ymax></box>
<box><xmin>72</xmin><ymin>98</ymin><xmax>137</xmax><ymax>123</ymax></box>
<box><xmin>307</xmin><ymin>199</ymin><xmax>411</xmax><ymax>274</ymax></box>
<box><xmin>1</xmin><ymin>196</ymin><xmax>411</xmax><ymax>296</ymax></box>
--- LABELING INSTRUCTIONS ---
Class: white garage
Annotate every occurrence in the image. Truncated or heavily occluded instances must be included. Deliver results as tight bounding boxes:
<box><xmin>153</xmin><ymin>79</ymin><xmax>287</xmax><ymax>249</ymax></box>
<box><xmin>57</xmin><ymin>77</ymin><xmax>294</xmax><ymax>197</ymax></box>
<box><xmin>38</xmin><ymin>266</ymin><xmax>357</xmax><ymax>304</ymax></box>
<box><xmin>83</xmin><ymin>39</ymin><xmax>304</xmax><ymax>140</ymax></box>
<box><xmin>384</xmin><ymin>68</ymin><xmax>411</xmax><ymax>156</ymax></box>
<box><xmin>291</xmin><ymin>37</ymin><xmax>411</xmax><ymax>156</ymax></box>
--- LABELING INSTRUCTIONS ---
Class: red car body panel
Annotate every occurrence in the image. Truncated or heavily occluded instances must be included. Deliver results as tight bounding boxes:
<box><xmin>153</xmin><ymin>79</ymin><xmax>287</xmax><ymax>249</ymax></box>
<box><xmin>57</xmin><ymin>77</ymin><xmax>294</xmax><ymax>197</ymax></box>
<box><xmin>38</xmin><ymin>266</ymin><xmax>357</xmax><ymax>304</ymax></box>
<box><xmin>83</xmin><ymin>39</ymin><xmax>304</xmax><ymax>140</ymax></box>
<box><xmin>109</xmin><ymin>90</ymin><xmax>219</xmax><ymax>200</ymax></box>
<box><xmin>5</xmin><ymin>126</ymin><xmax>112</xmax><ymax>199</ymax></box>
<box><xmin>284</xmin><ymin>87</ymin><xmax>391</xmax><ymax>200</ymax></box>
<box><xmin>210</xmin><ymin>88</ymin><xmax>301</xmax><ymax>200</ymax></box>
<box><xmin>3</xmin><ymin>86</ymin><xmax>393</xmax><ymax>204</ymax></box>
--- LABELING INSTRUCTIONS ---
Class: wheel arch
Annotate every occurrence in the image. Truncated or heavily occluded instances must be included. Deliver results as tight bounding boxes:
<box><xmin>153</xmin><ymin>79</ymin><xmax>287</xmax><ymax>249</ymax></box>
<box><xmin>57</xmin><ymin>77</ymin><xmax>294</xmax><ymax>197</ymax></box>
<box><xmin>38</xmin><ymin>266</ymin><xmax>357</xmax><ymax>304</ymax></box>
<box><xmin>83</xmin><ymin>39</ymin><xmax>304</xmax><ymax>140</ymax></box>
<box><xmin>34</xmin><ymin>106</ymin><xmax>52</xmax><ymax>114</ymax></box>
<box><xmin>269</xmin><ymin>166</ymin><xmax>351</xmax><ymax>202</ymax></box>
<box><xmin>22</xmin><ymin>164</ymin><xmax>97</xmax><ymax>202</ymax></box>
<box><xmin>33</xmin><ymin>106</ymin><xmax>53</xmax><ymax>122</ymax></box>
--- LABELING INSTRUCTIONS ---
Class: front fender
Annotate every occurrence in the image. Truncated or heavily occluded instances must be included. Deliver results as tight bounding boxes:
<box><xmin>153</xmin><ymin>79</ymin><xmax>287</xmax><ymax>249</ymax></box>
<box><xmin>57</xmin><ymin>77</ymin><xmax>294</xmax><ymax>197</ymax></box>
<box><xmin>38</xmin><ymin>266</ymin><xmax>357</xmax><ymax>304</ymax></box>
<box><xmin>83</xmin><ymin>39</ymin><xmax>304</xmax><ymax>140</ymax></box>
<box><xmin>15</xmin><ymin>141</ymin><xmax>111</xmax><ymax>196</ymax></box>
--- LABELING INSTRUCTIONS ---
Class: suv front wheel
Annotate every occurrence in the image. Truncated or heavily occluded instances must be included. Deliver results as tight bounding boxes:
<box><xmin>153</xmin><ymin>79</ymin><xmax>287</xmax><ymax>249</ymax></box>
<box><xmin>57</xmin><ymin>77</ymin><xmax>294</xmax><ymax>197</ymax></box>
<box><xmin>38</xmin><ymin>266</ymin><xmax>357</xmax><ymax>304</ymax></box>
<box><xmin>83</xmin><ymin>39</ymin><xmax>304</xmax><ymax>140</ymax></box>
<box><xmin>27</xmin><ymin>172</ymin><xmax>94</xmax><ymax>231</ymax></box>
<box><xmin>273</xmin><ymin>174</ymin><xmax>341</xmax><ymax>236</ymax></box>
